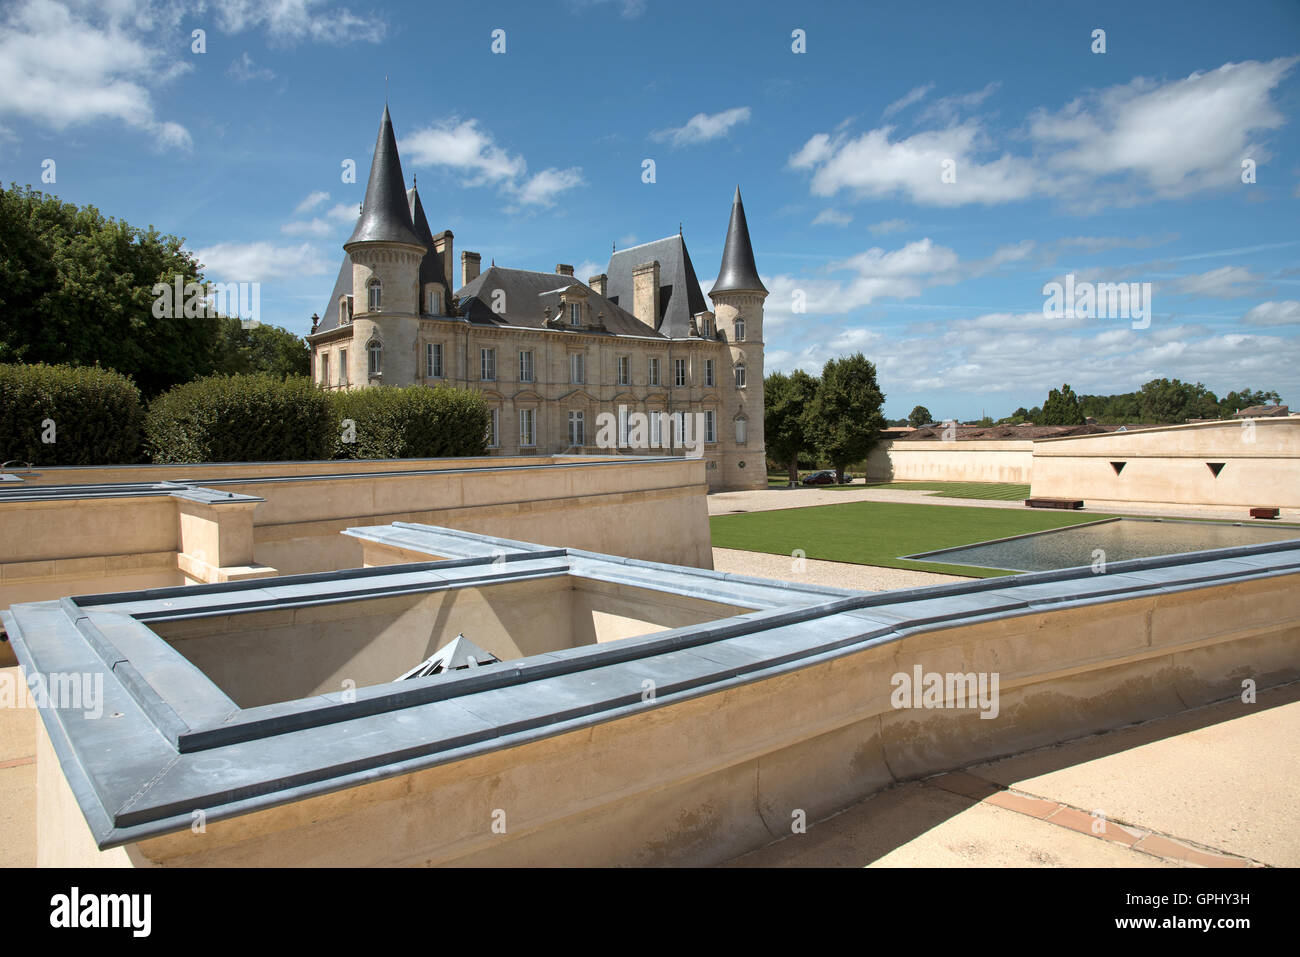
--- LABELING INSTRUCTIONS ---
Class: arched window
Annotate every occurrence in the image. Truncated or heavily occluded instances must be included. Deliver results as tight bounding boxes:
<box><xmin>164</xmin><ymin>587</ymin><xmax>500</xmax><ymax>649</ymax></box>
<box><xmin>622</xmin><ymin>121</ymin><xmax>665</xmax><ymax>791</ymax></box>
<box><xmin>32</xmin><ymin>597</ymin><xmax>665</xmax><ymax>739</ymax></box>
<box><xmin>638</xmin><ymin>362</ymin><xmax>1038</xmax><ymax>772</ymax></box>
<box><xmin>734</xmin><ymin>316</ymin><xmax>745</xmax><ymax>342</ymax></box>
<box><xmin>368</xmin><ymin>339</ymin><xmax>383</xmax><ymax>376</ymax></box>
<box><xmin>735</xmin><ymin>363</ymin><xmax>746</xmax><ymax>388</ymax></box>
<box><xmin>367</xmin><ymin>278</ymin><xmax>382</xmax><ymax>311</ymax></box>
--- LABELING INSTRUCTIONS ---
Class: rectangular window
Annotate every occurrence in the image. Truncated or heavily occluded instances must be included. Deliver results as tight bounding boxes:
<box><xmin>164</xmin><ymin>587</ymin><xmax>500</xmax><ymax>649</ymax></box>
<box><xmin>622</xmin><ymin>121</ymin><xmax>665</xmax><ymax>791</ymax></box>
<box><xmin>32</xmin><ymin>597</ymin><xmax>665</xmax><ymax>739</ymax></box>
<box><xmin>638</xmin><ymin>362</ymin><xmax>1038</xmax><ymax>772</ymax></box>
<box><xmin>735</xmin><ymin>364</ymin><xmax>747</xmax><ymax>388</ymax></box>
<box><xmin>519</xmin><ymin>350</ymin><xmax>534</xmax><ymax>382</ymax></box>
<box><xmin>519</xmin><ymin>408</ymin><xmax>535</xmax><ymax>448</ymax></box>
<box><xmin>618</xmin><ymin>405</ymin><xmax>629</xmax><ymax>447</ymax></box>
<box><xmin>705</xmin><ymin>410</ymin><xmax>716</xmax><ymax>444</ymax></box>
<box><xmin>339</xmin><ymin>349</ymin><xmax>348</xmax><ymax>385</ymax></box>
<box><xmin>320</xmin><ymin>354</ymin><xmax>329</xmax><ymax>387</ymax></box>
<box><xmin>486</xmin><ymin>409</ymin><xmax>499</xmax><ymax>448</ymax></box>
<box><xmin>570</xmin><ymin>352</ymin><xmax>585</xmax><ymax>384</ymax></box>
<box><xmin>736</xmin><ymin>417</ymin><xmax>747</xmax><ymax>444</ymax></box>
<box><xmin>648</xmin><ymin>357</ymin><xmax>660</xmax><ymax>386</ymax></box>
<box><xmin>569</xmin><ymin>302</ymin><xmax>581</xmax><ymax>326</ymax></box>
<box><xmin>426</xmin><ymin>343</ymin><xmax>442</xmax><ymax>378</ymax></box>
<box><xmin>674</xmin><ymin>358</ymin><xmax>687</xmax><ymax>387</ymax></box>
<box><xmin>568</xmin><ymin>410</ymin><xmax>585</xmax><ymax>447</ymax></box>
<box><xmin>368</xmin><ymin>341</ymin><xmax>382</xmax><ymax>376</ymax></box>
<box><xmin>481</xmin><ymin>347</ymin><xmax>496</xmax><ymax>381</ymax></box>
<box><xmin>618</xmin><ymin>355</ymin><xmax>630</xmax><ymax>385</ymax></box>
<box><xmin>649</xmin><ymin>411</ymin><xmax>662</xmax><ymax>448</ymax></box>
<box><xmin>704</xmin><ymin>359</ymin><xmax>714</xmax><ymax>387</ymax></box>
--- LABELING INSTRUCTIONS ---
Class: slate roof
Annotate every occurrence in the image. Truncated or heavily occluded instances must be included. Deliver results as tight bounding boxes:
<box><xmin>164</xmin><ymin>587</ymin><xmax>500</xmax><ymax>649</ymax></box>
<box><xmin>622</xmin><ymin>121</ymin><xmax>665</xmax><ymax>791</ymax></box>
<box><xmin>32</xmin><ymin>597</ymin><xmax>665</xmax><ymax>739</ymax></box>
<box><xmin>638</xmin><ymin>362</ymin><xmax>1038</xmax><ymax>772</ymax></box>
<box><xmin>346</xmin><ymin>105</ymin><xmax>424</xmax><ymax>249</ymax></box>
<box><xmin>711</xmin><ymin>186</ymin><xmax>767</xmax><ymax>296</ymax></box>
<box><xmin>604</xmin><ymin>234</ymin><xmax>709</xmax><ymax>338</ymax></box>
<box><xmin>408</xmin><ymin>186</ymin><xmax>453</xmax><ymax>302</ymax></box>
<box><xmin>1233</xmin><ymin>404</ymin><xmax>1290</xmax><ymax>418</ymax></box>
<box><xmin>455</xmin><ymin>266</ymin><xmax>665</xmax><ymax>338</ymax></box>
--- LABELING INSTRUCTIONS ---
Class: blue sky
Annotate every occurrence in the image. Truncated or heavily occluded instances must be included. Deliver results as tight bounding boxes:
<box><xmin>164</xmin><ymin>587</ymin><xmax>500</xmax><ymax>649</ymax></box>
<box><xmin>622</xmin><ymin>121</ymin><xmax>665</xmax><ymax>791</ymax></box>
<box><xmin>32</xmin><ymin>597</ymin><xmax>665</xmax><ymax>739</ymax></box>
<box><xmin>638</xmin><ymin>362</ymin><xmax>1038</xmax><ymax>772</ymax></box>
<box><xmin>1</xmin><ymin>0</ymin><xmax>1297</xmax><ymax>420</ymax></box>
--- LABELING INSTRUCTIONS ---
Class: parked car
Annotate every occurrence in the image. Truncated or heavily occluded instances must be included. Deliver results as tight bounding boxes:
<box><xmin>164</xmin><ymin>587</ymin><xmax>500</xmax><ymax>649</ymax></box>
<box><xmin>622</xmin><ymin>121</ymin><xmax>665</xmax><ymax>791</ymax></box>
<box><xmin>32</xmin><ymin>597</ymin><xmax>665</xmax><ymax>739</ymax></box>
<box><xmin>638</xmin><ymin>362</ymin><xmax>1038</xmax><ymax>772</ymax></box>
<box><xmin>802</xmin><ymin>470</ymin><xmax>840</xmax><ymax>485</ymax></box>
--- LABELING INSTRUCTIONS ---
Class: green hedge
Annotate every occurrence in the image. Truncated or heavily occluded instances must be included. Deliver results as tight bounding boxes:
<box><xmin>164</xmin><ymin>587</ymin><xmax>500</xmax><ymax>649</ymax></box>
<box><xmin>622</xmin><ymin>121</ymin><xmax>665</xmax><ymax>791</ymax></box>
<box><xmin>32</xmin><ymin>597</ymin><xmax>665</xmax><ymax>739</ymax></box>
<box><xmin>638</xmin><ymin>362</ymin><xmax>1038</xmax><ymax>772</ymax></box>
<box><xmin>145</xmin><ymin>374</ymin><xmax>334</xmax><ymax>463</ymax></box>
<box><xmin>0</xmin><ymin>362</ymin><xmax>144</xmax><ymax>465</ymax></box>
<box><xmin>331</xmin><ymin>385</ymin><xmax>489</xmax><ymax>459</ymax></box>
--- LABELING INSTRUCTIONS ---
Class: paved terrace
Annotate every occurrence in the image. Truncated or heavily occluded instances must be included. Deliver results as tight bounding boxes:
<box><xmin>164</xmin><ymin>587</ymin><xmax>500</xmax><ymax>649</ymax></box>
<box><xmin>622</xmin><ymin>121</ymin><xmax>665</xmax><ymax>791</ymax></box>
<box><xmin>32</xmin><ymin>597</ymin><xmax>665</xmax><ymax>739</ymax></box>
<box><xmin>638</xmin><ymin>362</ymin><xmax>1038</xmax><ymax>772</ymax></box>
<box><xmin>4</xmin><ymin>524</ymin><xmax>1297</xmax><ymax>863</ymax></box>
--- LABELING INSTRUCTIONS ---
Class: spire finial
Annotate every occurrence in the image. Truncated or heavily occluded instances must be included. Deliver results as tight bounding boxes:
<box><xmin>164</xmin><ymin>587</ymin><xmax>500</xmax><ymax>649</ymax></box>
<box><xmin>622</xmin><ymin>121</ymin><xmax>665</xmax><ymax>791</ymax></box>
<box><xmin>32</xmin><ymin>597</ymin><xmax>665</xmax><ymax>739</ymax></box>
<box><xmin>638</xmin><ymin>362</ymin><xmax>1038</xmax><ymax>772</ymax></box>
<box><xmin>385</xmin><ymin>74</ymin><xmax>389</xmax><ymax>104</ymax></box>
<box><xmin>413</xmin><ymin>172</ymin><xmax>416</xmax><ymax>189</ymax></box>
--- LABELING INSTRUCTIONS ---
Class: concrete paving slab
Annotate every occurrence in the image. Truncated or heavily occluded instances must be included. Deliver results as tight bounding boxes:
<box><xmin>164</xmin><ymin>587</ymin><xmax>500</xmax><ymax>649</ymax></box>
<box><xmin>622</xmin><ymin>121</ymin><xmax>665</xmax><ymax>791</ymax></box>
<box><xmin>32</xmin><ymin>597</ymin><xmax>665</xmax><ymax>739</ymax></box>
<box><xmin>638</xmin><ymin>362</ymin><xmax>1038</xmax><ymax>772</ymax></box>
<box><xmin>725</xmin><ymin>780</ymin><xmax>1172</xmax><ymax>868</ymax></box>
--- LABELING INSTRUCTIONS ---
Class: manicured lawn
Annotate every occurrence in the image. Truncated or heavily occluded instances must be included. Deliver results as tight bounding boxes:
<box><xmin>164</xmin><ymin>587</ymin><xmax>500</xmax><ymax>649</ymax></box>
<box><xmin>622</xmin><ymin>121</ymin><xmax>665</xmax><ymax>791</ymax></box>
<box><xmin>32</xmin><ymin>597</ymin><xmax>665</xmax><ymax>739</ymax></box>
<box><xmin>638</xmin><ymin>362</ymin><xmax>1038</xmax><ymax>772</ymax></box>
<box><xmin>765</xmin><ymin>474</ymin><xmax>1030</xmax><ymax>501</ymax></box>
<box><xmin>710</xmin><ymin>500</ymin><xmax>1117</xmax><ymax>578</ymax></box>
<box><xmin>861</xmin><ymin>481</ymin><xmax>1031</xmax><ymax>501</ymax></box>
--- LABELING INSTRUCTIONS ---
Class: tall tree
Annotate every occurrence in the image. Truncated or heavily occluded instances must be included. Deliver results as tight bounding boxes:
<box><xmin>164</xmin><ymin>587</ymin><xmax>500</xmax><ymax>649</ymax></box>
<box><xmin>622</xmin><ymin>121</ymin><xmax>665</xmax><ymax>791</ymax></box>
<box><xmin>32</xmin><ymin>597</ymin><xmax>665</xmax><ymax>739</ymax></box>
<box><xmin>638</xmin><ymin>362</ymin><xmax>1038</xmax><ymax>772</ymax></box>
<box><xmin>0</xmin><ymin>184</ymin><xmax>221</xmax><ymax>396</ymax></box>
<box><xmin>907</xmin><ymin>405</ymin><xmax>932</xmax><ymax>428</ymax></box>
<box><xmin>764</xmin><ymin>369</ymin><xmax>819</xmax><ymax>485</ymax></box>
<box><xmin>1041</xmin><ymin>383</ymin><xmax>1085</xmax><ymax>425</ymax></box>
<box><xmin>806</xmin><ymin>353</ymin><xmax>886</xmax><ymax>484</ymax></box>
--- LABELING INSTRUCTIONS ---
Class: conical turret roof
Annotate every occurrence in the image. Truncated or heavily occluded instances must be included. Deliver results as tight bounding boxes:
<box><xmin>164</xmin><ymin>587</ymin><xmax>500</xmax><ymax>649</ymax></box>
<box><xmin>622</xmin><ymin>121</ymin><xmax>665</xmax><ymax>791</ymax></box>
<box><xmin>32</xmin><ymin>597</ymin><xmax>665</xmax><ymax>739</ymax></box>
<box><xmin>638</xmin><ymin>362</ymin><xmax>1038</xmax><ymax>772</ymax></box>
<box><xmin>711</xmin><ymin>186</ymin><xmax>767</xmax><ymax>296</ymax></box>
<box><xmin>346</xmin><ymin>105</ymin><xmax>424</xmax><ymax>249</ymax></box>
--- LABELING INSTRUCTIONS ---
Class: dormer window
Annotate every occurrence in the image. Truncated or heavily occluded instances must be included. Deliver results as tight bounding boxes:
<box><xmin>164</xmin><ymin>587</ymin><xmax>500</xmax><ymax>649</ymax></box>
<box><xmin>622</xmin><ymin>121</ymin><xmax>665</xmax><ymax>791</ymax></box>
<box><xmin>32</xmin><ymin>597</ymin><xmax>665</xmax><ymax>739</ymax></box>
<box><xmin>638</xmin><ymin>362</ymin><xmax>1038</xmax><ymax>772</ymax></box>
<box><xmin>367</xmin><ymin>278</ymin><xmax>382</xmax><ymax>312</ymax></box>
<box><xmin>339</xmin><ymin>296</ymin><xmax>353</xmax><ymax>324</ymax></box>
<box><xmin>734</xmin><ymin>316</ymin><xmax>745</xmax><ymax>342</ymax></box>
<box><xmin>569</xmin><ymin>302</ymin><xmax>581</xmax><ymax>326</ymax></box>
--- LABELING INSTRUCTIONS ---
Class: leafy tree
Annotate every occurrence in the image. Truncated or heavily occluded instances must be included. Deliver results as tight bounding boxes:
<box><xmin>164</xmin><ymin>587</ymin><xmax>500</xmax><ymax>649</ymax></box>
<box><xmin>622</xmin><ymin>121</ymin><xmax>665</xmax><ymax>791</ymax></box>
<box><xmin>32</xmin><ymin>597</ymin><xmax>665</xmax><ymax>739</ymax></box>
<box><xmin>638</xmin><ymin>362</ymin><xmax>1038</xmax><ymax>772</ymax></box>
<box><xmin>210</xmin><ymin>318</ymin><xmax>310</xmax><ymax>378</ymax></box>
<box><xmin>764</xmin><ymin>369</ymin><xmax>819</xmax><ymax>485</ymax></box>
<box><xmin>806</xmin><ymin>353</ymin><xmax>886</xmax><ymax>484</ymax></box>
<box><xmin>1218</xmin><ymin>388</ymin><xmax>1281</xmax><ymax>417</ymax></box>
<box><xmin>907</xmin><ymin>405</ymin><xmax>932</xmax><ymax>428</ymax></box>
<box><xmin>0</xmin><ymin>184</ymin><xmax>225</xmax><ymax>397</ymax></box>
<box><xmin>1040</xmin><ymin>383</ymin><xmax>1085</xmax><ymax>425</ymax></box>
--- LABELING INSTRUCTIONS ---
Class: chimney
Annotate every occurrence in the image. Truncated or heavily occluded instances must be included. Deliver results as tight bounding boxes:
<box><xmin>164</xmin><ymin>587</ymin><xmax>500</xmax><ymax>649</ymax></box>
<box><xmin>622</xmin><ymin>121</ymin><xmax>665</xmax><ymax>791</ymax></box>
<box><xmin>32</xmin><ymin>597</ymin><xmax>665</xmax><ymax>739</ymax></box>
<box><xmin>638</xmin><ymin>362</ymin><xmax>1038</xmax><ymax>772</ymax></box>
<box><xmin>588</xmin><ymin>273</ymin><xmax>607</xmax><ymax>296</ymax></box>
<box><xmin>461</xmin><ymin>251</ymin><xmax>481</xmax><ymax>287</ymax></box>
<box><xmin>632</xmin><ymin>260</ymin><xmax>660</xmax><ymax>329</ymax></box>
<box><xmin>556</xmin><ymin>264</ymin><xmax>574</xmax><ymax>277</ymax></box>
<box><xmin>433</xmin><ymin>229</ymin><xmax>454</xmax><ymax>291</ymax></box>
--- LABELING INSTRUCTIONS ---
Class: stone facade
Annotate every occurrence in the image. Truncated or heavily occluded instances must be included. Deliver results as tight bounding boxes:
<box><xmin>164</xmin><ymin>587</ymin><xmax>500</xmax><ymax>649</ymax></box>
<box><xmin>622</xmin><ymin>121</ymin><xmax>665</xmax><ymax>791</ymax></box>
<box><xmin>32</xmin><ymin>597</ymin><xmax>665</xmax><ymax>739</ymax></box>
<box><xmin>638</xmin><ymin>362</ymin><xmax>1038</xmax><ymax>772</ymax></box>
<box><xmin>306</xmin><ymin>106</ymin><xmax>767</xmax><ymax>491</ymax></box>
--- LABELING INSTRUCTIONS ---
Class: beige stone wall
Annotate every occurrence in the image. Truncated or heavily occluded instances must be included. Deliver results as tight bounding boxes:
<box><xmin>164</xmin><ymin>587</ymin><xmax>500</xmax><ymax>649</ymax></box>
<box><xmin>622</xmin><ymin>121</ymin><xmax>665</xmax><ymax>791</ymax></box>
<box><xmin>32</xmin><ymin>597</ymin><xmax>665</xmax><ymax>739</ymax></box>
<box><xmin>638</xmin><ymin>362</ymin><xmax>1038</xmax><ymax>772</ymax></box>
<box><xmin>152</xmin><ymin>576</ymin><xmax>748</xmax><ymax>708</ymax></box>
<box><xmin>1030</xmin><ymin>418</ymin><xmax>1300</xmax><ymax>507</ymax></box>
<box><xmin>0</xmin><ymin>456</ymin><xmax>713</xmax><ymax>662</ymax></box>
<box><xmin>862</xmin><ymin>440</ymin><xmax>1036</xmax><ymax>484</ymax></box>
<box><xmin>711</xmin><ymin>291</ymin><xmax>767</xmax><ymax>490</ymax></box>
<box><xmin>47</xmin><ymin>567</ymin><xmax>1297</xmax><ymax>867</ymax></box>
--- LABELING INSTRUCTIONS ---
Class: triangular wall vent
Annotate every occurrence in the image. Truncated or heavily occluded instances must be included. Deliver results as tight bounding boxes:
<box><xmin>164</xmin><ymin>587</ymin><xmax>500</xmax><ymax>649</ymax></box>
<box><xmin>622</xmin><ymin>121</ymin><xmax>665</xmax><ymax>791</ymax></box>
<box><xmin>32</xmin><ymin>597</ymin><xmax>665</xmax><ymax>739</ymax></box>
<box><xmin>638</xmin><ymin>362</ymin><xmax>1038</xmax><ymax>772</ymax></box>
<box><xmin>1207</xmin><ymin>462</ymin><xmax>1226</xmax><ymax>478</ymax></box>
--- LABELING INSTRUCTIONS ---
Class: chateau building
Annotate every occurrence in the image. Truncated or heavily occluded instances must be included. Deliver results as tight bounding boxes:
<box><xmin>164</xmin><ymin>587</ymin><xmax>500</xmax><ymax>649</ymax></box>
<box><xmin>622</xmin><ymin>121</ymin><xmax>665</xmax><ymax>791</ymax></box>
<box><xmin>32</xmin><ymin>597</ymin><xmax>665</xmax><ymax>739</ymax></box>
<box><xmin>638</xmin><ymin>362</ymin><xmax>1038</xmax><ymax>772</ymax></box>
<box><xmin>307</xmin><ymin>105</ymin><xmax>767</xmax><ymax>491</ymax></box>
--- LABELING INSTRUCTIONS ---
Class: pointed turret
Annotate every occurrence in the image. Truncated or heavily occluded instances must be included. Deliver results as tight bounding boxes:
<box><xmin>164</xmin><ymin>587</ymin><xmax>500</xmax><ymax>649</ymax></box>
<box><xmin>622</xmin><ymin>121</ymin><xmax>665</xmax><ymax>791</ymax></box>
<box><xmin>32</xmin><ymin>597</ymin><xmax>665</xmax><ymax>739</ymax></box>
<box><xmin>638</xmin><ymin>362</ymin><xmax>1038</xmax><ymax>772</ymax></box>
<box><xmin>346</xmin><ymin>105</ymin><xmax>424</xmax><ymax>249</ymax></box>
<box><xmin>711</xmin><ymin>186</ymin><xmax>767</xmax><ymax>296</ymax></box>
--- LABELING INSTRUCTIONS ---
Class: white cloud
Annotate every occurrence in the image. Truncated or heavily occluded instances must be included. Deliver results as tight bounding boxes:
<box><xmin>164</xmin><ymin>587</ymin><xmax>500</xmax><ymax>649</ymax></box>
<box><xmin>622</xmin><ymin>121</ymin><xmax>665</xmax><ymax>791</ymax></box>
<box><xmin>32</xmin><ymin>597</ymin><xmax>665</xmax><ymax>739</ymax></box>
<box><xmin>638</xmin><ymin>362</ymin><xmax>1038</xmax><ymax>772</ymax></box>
<box><xmin>651</xmin><ymin>106</ymin><xmax>751</xmax><ymax>147</ymax></box>
<box><xmin>566</xmin><ymin>0</ymin><xmax>646</xmax><ymax>18</ymax></box>
<box><xmin>294</xmin><ymin>190</ymin><xmax>330</xmax><ymax>214</ymax></box>
<box><xmin>1030</xmin><ymin>57</ymin><xmax>1296</xmax><ymax>198</ymax></box>
<box><xmin>227</xmin><ymin>51</ymin><xmax>275</xmax><ymax>82</ymax></box>
<box><xmin>513</xmin><ymin>167</ymin><xmax>585</xmax><ymax>208</ymax></box>
<box><xmin>574</xmin><ymin>260</ymin><xmax>605</xmax><ymax>283</ymax></box>
<box><xmin>209</xmin><ymin>0</ymin><xmax>386</xmax><ymax>45</ymax></box>
<box><xmin>789</xmin><ymin>121</ymin><xmax>1042</xmax><ymax>206</ymax></box>
<box><xmin>1242</xmin><ymin>300</ymin><xmax>1300</xmax><ymax>326</ymax></box>
<box><xmin>869</xmin><ymin>219</ymin><xmax>910</xmax><ymax>235</ymax></box>
<box><xmin>402</xmin><ymin>117</ymin><xmax>583</xmax><ymax>209</ymax></box>
<box><xmin>0</xmin><ymin>0</ymin><xmax>193</xmax><ymax>150</ymax></box>
<box><xmin>811</xmin><ymin>209</ymin><xmax>852</xmax><ymax>226</ymax></box>
<box><xmin>917</xmin><ymin>82</ymin><xmax>1001</xmax><ymax>124</ymax></box>
<box><xmin>1167</xmin><ymin>266</ymin><xmax>1265</xmax><ymax>299</ymax></box>
<box><xmin>194</xmin><ymin>241</ymin><xmax>331</xmax><ymax>281</ymax></box>
<box><xmin>790</xmin><ymin>57</ymin><xmax>1298</xmax><ymax>209</ymax></box>
<box><xmin>882</xmin><ymin>83</ymin><xmax>933</xmax><ymax>119</ymax></box>
<box><xmin>326</xmin><ymin>202</ymin><xmax>359</xmax><ymax>223</ymax></box>
<box><xmin>400</xmin><ymin>118</ymin><xmax>526</xmax><ymax>185</ymax></box>
<box><xmin>280</xmin><ymin>218</ymin><xmax>333</xmax><ymax>237</ymax></box>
